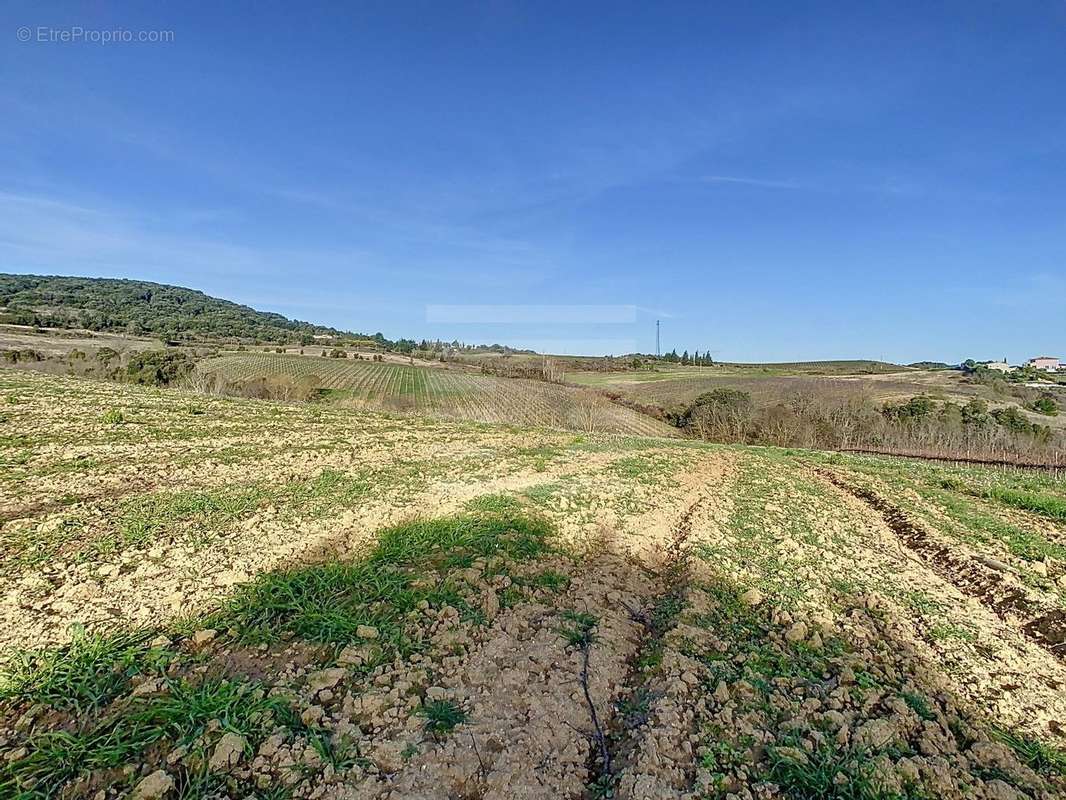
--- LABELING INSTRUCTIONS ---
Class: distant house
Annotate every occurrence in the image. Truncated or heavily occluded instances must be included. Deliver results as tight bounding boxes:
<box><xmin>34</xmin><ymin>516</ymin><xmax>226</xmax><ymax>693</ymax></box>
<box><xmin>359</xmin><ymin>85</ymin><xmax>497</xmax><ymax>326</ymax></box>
<box><xmin>981</xmin><ymin>361</ymin><xmax>1011</xmax><ymax>373</ymax></box>
<box><xmin>1027</xmin><ymin>356</ymin><xmax>1061</xmax><ymax>372</ymax></box>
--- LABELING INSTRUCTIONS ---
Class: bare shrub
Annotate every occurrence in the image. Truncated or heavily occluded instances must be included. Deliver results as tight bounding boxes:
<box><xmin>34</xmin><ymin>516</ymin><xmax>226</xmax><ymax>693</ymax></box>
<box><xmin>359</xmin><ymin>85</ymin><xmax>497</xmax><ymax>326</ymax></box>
<box><xmin>184</xmin><ymin>368</ymin><xmax>225</xmax><ymax>396</ymax></box>
<box><xmin>541</xmin><ymin>357</ymin><xmax>564</xmax><ymax>383</ymax></box>
<box><xmin>569</xmin><ymin>389</ymin><xmax>604</xmax><ymax>434</ymax></box>
<box><xmin>190</xmin><ymin>371</ymin><xmax>320</xmax><ymax>402</ymax></box>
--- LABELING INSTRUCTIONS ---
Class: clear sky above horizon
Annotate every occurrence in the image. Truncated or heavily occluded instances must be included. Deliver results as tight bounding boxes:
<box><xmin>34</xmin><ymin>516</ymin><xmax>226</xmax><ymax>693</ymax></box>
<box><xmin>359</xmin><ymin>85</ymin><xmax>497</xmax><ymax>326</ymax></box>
<box><xmin>1</xmin><ymin>1</ymin><xmax>1063</xmax><ymax>362</ymax></box>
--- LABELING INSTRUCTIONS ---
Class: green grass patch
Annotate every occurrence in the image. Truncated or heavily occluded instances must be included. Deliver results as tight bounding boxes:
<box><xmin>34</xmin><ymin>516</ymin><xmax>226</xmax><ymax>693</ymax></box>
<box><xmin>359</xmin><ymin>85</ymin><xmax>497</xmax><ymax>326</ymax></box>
<box><xmin>2</xmin><ymin>677</ymin><xmax>300</xmax><ymax>799</ymax></box>
<box><xmin>464</xmin><ymin>493</ymin><xmax>525</xmax><ymax>516</ymax></box>
<box><xmin>84</xmin><ymin>468</ymin><xmax>375</xmax><ymax>559</ymax></box>
<box><xmin>523</xmin><ymin>482</ymin><xmax>565</xmax><ymax>506</ymax></box>
<box><xmin>216</xmin><ymin>512</ymin><xmax>552</xmax><ymax>650</ymax></box>
<box><xmin>924</xmin><ymin>489</ymin><xmax>1066</xmax><ymax>563</ymax></box>
<box><xmin>696</xmin><ymin>456</ymin><xmax>830</xmax><ymax>606</ymax></box>
<box><xmin>992</xmin><ymin>728</ymin><xmax>1066</xmax><ymax>777</ymax></box>
<box><xmin>689</xmin><ymin>579</ymin><xmax>945</xmax><ymax>799</ymax></box>
<box><xmin>0</xmin><ymin>511</ymin><xmax>555</xmax><ymax>797</ymax></box>
<box><xmin>0</xmin><ymin>626</ymin><xmax>175</xmax><ymax>713</ymax></box>
<box><xmin>118</xmin><ymin>485</ymin><xmax>270</xmax><ymax>545</ymax></box>
<box><xmin>900</xmin><ymin>691</ymin><xmax>936</xmax><ymax>721</ymax></box>
<box><xmin>766</xmin><ymin>740</ymin><xmax>926</xmax><ymax>799</ymax></box>
<box><xmin>605</xmin><ymin>454</ymin><xmax>677</xmax><ymax>485</ymax></box>
<box><xmin>926</xmin><ymin>622</ymin><xmax>977</xmax><ymax>643</ymax></box>
<box><xmin>515</xmin><ymin>444</ymin><xmax>564</xmax><ymax>462</ymax></box>
<box><xmin>529</xmin><ymin>569</ymin><xmax>570</xmax><ymax>591</ymax></box>
<box><xmin>982</xmin><ymin>486</ymin><xmax>1066</xmax><ymax>522</ymax></box>
<box><xmin>826</xmin><ymin>455</ymin><xmax>1066</xmax><ymax>565</ymax></box>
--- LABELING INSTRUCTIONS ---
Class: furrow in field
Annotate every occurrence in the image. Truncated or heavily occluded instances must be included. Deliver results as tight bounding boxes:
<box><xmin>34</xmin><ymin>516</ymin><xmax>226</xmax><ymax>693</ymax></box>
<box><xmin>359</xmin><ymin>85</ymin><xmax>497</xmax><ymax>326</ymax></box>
<box><xmin>820</xmin><ymin>469</ymin><xmax>1066</xmax><ymax>660</ymax></box>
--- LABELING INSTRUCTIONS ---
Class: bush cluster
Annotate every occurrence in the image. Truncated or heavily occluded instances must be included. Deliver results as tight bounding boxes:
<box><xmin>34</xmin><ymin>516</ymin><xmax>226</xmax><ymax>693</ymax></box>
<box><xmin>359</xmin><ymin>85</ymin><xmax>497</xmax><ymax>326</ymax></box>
<box><xmin>669</xmin><ymin>389</ymin><xmax>1060</xmax><ymax>462</ymax></box>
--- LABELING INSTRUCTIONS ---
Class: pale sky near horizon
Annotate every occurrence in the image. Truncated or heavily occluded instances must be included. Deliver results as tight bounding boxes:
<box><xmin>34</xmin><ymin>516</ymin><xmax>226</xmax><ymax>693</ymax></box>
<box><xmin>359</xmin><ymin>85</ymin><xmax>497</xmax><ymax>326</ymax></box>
<box><xmin>1</xmin><ymin>1</ymin><xmax>1064</xmax><ymax>362</ymax></box>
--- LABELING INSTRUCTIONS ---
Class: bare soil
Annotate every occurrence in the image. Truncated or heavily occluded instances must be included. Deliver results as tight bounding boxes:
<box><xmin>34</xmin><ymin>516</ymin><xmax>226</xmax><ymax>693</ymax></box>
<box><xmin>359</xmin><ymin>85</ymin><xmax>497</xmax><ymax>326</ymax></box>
<box><xmin>1</xmin><ymin>371</ymin><xmax>1064</xmax><ymax>799</ymax></box>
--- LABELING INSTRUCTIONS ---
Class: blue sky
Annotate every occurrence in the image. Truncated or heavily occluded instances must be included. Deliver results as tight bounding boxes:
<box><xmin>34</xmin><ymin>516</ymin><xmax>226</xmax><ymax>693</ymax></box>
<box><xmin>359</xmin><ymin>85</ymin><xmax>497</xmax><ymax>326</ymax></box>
<box><xmin>1</xmin><ymin>1</ymin><xmax>1064</xmax><ymax>362</ymax></box>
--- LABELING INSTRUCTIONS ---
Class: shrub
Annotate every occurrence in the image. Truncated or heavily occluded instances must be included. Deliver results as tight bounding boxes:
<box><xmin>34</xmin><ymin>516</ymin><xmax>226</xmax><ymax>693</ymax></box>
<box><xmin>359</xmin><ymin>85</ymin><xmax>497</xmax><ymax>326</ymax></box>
<box><xmin>102</xmin><ymin>409</ymin><xmax>125</xmax><ymax>425</ymax></box>
<box><xmin>993</xmin><ymin>406</ymin><xmax>1039</xmax><ymax>434</ymax></box>
<box><xmin>669</xmin><ymin>388</ymin><xmax>754</xmax><ymax>441</ymax></box>
<box><xmin>124</xmin><ymin>350</ymin><xmax>195</xmax><ymax>386</ymax></box>
<box><xmin>695</xmin><ymin>387</ymin><xmax>753</xmax><ymax>411</ymax></box>
<box><xmin>1031</xmin><ymin>396</ymin><xmax>1059</xmax><ymax>416</ymax></box>
<box><xmin>961</xmin><ymin>397</ymin><xmax>991</xmax><ymax>428</ymax></box>
<box><xmin>882</xmin><ymin>395</ymin><xmax>936</xmax><ymax>423</ymax></box>
<box><xmin>3</xmin><ymin>348</ymin><xmax>44</xmax><ymax>363</ymax></box>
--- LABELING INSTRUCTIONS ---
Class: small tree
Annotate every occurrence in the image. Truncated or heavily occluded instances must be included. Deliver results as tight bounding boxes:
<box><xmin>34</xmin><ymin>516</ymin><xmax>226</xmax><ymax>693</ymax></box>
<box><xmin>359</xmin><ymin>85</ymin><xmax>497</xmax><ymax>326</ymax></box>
<box><xmin>1031</xmin><ymin>395</ymin><xmax>1059</xmax><ymax>416</ymax></box>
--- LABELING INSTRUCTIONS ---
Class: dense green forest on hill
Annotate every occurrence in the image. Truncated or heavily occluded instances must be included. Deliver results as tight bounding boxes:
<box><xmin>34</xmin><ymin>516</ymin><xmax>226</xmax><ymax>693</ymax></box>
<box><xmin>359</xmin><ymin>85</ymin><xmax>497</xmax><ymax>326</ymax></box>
<box><xmin>0</xmin><ymin>273</ymin><xmax>386</xmax><ymax>344</ymax></box>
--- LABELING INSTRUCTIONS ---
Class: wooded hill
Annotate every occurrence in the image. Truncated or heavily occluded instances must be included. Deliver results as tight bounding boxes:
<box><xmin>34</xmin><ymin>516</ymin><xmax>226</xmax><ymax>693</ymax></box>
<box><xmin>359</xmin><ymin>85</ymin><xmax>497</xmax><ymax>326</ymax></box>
<box><xmin>0</xmin><ymin>273</ymin><xmax>387</xmax><ymax>345</ymax></box>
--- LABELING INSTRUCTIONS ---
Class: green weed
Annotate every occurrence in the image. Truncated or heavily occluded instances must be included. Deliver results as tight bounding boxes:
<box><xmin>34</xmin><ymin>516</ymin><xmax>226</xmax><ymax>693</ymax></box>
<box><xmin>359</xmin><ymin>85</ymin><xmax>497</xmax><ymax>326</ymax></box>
<box><xmin>530</xmin><ymin>569</ymin><xmax>570</xmax><ymax>591</ymax></box>
<box><xmin>900</xmin><ymin>590</ymin><xmax>944</xmax><ymax>616</ymax></box>
<box><xmin>557</xmin><ymin>610</ymin><xmax>598</xmax><ymax>648</ymax></box>
<box><xmin>689</xmin><ymin>578</ymin><xmax>940</xmax><ymax>799</ymax></box>
<box><xmin>617</xmin><ymin>687</ymin><xmax>652</xmax><ymax>725</ymax></box>
<box><xmin>699</xmin><ymin>726</ymin><xmax>753</xmax><ymax>795</ymax></box>
<box><xmin>927</xmin><ymin>622</ymin><xmax>977</xmax><ymax>642</ymax></box>
<box><xmin>118</xmin><ymin>485</ymin><xmax>269</xmax><ymax>546</ymax></box>
<box><xmin>606</xmin><ymin>454</ymin><xmax>676</xmax><ymax>485</ymax></box>
<box><xmin>900</xmin><ymin>691</ymin><xmax>936</xmax><ymax>721</ymax></box>
<box><xmin>0</xmin><ymin>512</ymin><xmax>554</xmax><ymax>797</ymax></box>
<box><xmin>101</xmin><ymin>408</ymin><xmax>125</xmax><ymax>425</ymax></box>
<box><xmin>418</xmin><ymin>699</ymin><xmax>467</xmax><ymax>736</ymax></box>
<box><xmin>105</xmin><ymin>468</ymin><xmax>375</xmax><ymax>554</ymax></box>
<box><xmin>767</xmin><ymin>741</ymin><xmax>921</xmax><ymax>799</ymax></box>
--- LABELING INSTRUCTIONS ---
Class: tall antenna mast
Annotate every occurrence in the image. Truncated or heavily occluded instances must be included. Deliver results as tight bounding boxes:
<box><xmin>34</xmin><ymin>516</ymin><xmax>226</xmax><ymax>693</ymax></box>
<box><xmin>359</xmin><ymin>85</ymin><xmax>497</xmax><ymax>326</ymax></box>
<box><xmin>656</xmin><ymin>320</ymin><xmax>660</xmax><ymax>357</ymax></box>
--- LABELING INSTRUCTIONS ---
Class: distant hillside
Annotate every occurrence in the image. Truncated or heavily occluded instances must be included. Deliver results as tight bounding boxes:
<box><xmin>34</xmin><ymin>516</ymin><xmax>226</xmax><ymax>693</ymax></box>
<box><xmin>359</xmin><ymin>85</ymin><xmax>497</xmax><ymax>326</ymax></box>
<box><xmin>714</xmin><ymin>359</ymin><xmax>907</xmax><ymax>375</ymax></box>
<box><xmin>907</xmin><ymin>361</ymin><xmax>956</xmax><ymax>370</ymax></box>
<box><xmin>0</xmin><ymin>273</ymin><xmax>385</xmax><ymax>345</ymax></box>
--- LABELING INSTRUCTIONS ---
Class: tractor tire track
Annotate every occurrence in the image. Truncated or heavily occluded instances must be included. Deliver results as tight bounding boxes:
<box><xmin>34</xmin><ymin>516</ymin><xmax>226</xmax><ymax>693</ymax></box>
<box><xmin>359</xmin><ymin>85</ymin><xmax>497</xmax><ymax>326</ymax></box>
<box><xmin>820</xmin><ymin>469</ymin><xmax>1066</xmax><ymax>660</ymax></box>
<box><xmin>595</xmin><ymin>488</ymin><xmax>721</xmax><ymax>800</ymax></box>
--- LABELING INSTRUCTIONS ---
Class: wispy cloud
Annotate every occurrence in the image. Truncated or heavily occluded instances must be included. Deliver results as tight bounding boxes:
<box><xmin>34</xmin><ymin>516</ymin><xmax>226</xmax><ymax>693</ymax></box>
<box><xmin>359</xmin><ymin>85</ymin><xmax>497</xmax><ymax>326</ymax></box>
<box><xmin>0</xmin><ymin>190</ymin><xmax>552</xmax><ymax>305</ymax></box>
<box><xmin>633</xmin><ymin>305</ymin><xmax>677</xmax><ymax>320</ymax></box>
<box><xmin>700</xmin><ymin>175</ymin><xmax>803</xmax><ymax>190</ymax></box>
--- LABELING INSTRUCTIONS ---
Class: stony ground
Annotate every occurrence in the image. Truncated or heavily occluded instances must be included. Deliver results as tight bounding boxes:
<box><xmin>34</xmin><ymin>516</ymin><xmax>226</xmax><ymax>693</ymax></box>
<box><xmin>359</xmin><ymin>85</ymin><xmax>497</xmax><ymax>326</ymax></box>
<box><xmin>1</xmin><ymin>370</ymin><xmax>1064</xmax><ymax>799</ymax></box>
